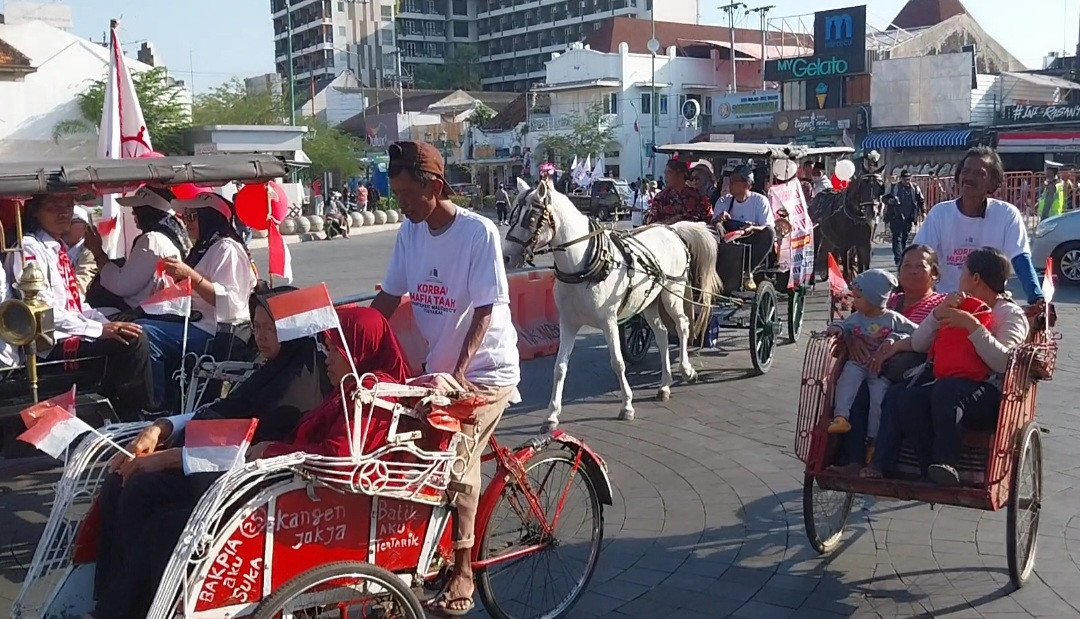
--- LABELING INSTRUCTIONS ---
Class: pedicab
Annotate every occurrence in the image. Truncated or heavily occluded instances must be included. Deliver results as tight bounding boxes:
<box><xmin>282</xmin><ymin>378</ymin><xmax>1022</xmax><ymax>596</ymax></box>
<box><xmin>619</xmin><ymin>142</ymin><xmax>855</xmax><ymax>375</ymax></box>
<box><xmin>0</xmin><ymin>154</ymin><xmax>291</xmax><ymax>457</ymax></box>
<box><xmin>796</xmin><ymin>308</ymin><xmax>1058</xmax><ymax>588</ymax></box>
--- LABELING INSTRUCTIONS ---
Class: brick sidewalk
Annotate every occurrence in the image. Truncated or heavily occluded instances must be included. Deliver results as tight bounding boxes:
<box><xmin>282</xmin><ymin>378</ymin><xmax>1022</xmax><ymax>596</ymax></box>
<box><xmin>3</xmin><ymin>271</ymin><xmax>1080</xmax><ymax>618</ymax></box>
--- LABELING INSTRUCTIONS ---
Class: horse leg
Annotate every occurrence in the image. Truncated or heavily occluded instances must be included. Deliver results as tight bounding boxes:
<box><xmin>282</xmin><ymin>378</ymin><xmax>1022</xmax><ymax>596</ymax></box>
<box><xmin>599</xmin><ymin>317</ymin><xmax>635</xmax><ymax>420</ymax></box>
<box><xmin>544</xmin><ymin>319</ymin><xmax>581</xmax><ymax>432</ymax></box>
<box><xmin>662</xmin><ymin>287</ymin><xmax>696</xmax><ymax>384</ymax></box>
<box><xmin>642</xmin><ymin>303</ymin><xmax>673</xmax><ymax>402</ymax></box>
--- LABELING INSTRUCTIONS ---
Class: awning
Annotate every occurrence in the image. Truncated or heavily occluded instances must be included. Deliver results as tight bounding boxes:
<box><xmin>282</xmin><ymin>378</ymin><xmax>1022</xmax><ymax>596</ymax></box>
<box><xmin>861</xmin><ymin>129</ymin><xmax>973</xmax><ymax>150</ymax></box>
<box><xmin>998</xmin><ymin>131</ymin><xmax>1080</xmax><ymax>153</ymax></box>
<box><xmin>534</xmin><ymin>78</ymin><xmax>620</xmax><ymax>92</ymax></box>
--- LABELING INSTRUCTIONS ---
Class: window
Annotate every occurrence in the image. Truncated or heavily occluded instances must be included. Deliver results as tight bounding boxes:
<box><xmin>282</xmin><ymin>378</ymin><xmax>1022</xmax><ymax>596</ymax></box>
<box><xmin>658</xmin><ymin>94</ymin><xmax>668</xmax><ymax>115</ymax></box>
<box><xmin>604</xmin><ymin>92</ymin><xmax>618</xmax><ymax>115</ymax></box>
<box><xmin>454</xmin><ymin>21</ymin><xmax>469</xmax><ymax>37</ymax></box>
<box><xmin>338</xmin><ymin>1</ymin><xmax>345</xmax><ymax>10</ymax></box>
<box><xmin>381</xmin><ymin>5</ymin><xmax>393</xmax><ymax>18</ymax></box>
<box><xmin>782</xmin><ymin>81</ymin><xmax>806</xmax><ymax>111</ymax></box>
<box><xmin>608</xmin><ymin>165</ymin><xmax>621</xmax><ymax>179</ymax></box>
<box><xmin>338</xmin><ymin>26</ymin><xmax>346</xmax><ymax>35</ymax></box>
<box><xmin>704</xmin><ymin>96</ymin><xmax>713</xmax><ymax>115</ymax></box>
<box><xmin>640</xmin><ymin>93</ymin><xmax>652</xmax><ymax>115</ymax></box>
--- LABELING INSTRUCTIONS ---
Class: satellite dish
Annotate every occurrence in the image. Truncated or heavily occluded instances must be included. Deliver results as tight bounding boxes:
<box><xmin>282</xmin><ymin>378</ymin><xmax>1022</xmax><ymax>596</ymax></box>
<box><xmin>647</xmin><ymin>38</ymin><xmax>660</xmax><ymax>54</ymax></box>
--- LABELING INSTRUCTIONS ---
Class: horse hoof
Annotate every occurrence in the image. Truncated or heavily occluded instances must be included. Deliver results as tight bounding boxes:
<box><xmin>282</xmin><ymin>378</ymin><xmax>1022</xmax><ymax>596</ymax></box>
<box><xmin>618</xmin><ymin>408</ymin><xmax>635</xmax><ymax>421</ymax></box>
<box><xmin>656</xmin><ymin>389</ymin><xmax>671</xmax><ymax>402</ymax></box>
<box><xmin>684</xmin><ymin>369</ymin><xmax>698</xmax><ymax>383</ymax></box>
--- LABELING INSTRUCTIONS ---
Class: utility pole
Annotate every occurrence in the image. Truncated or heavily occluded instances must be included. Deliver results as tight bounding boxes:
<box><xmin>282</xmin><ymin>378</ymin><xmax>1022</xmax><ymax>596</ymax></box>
<box><xmin>720</xmin><ymin>2</ymin><xmax>747</xmax><ymax>93</ymax></box>
<box><xmin>285</xmin><ymin>3</ymin><xmax>296</xmax><ymax>125</ymax></box>
<box><xmin>749</xmin><ymin>5</ymin><xmax>774</xmax><ymax>91</ymax></box>
<box><xmin>649</xmin><ymin>8</ymin><xmax>659</xmax><ymax>180</ymax></box>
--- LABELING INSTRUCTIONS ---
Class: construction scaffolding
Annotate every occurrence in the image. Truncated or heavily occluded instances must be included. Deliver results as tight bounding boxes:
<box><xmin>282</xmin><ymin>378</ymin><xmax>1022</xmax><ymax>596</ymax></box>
<box><xmin>765</xmin><ymin>11</ymin><xmax>926</xmax><ymax>61</ymax></box>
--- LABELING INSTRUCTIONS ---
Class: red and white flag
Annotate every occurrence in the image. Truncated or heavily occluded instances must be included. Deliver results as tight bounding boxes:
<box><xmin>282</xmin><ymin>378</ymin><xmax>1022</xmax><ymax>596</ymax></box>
<box><xmin>266</xmin><ymin>283</ymin><xmax>340</xmax><ymax>342</ymax></box>
<box><xmin>20</xmin><ymin>386</ymin><xmax>76</xmax><ymax>430</ymax></box>
<box><xmin>182</xmin><ymin>419</ymin><xmax>259</xmax><ymax>474</ymax></box>
<box><xmin>828</xmin><ymin>253</ymin><xmax>849</xmax><ymax>297</ymax></box>
<box><xmin>140</xmin><ymin>261</ymin><xmax>192</xmax><ymax>317</ymax></box>
<box><xmin>98</xmin><ymin>21</ymin><xmax>153</xmax><ymax>259</ymax></box>
<box><xmin>1043</xmin><ymin>258</ymin><xmax>1056</xmax><ymax>305</ymax></box>
<box><xmin>17</xmin><ymin>401</ymin><xmax>93</xmax><ymax>459</ymax></box>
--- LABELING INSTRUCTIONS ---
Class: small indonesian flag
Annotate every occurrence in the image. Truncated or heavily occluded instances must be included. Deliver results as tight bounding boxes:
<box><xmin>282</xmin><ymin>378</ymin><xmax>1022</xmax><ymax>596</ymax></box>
<box><xmin>1043</xmin><ymin>258</ymin><xmax>1056</xmax><ymax>305</ymax></box>
<box><xmin>96</xmin><ymin>217</ymin><xmax>119</xmax><ymax>237</ymax></box>
<box><xmin>140</xmin><ymin>261</ymin><xmax>192</xmax><ymax>317</ymax></box>
<box><xmin>20</xmin><ymin>385</ymin><xmax>76</xmax><ymax>429</ymax></box>
<box><xmin>268</xmin><ymin>224</ymin><xmax>293</xmax><ymax>283</ymax></box>
<box><xmin>266</xmin><ymin>283</ymin><xmax>339</xmax><ymax>342</ymax></box>
<box><xmin>17</xmin><ymin>398</ymin><xmax>93</xmax><ymax>459</ymax></box>
<box><xmin>828</xmin><ymin>253</ymin><xmax>849</xmax><ymax>297</ymax></box>
<box><xmin>182</xmin><ymin>418</ymin><xmax>259</xmax><ymax>474</ymax></box>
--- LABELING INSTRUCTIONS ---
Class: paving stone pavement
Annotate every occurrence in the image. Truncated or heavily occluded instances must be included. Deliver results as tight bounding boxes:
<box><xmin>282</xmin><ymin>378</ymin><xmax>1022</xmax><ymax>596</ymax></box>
<box><xmin>3</xmin><ymin>259</ymin><xmax>1080</xmax><ymax>618</ymax></box>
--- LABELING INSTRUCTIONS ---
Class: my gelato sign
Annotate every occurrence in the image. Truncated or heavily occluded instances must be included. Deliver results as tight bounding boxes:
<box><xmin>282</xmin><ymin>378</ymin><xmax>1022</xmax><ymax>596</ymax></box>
<box><xmin>763</xmin><ymin>4</ymin><xmax>866</xmax><ymax>81</ymax></box>
<box><xmin>999</xmin><ymin>104</ymin><xmax>1080</xmax><ymax>125</ymax></box>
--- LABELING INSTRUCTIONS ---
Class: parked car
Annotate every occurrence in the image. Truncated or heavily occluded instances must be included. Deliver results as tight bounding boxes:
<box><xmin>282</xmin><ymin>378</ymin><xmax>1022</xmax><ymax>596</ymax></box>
<box><xmin>1032</xmin><ymin>210</ymin><xmax>1080</xmax><ymax>285</ymax></box>
<box><xmin>451</xmin><ymin>183</ymin><xmax>482</xmax><ymax>209</ymax></box>
<box><xmin>568</xmin><ymin>178</ymin><xmax>632</xmax><ymax>221</ymax></box>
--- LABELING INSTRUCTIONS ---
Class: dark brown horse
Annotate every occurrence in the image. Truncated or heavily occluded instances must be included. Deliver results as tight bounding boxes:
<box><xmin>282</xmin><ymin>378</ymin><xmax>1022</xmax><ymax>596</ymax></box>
<box><xmin>809</xmin><ymin>172</ymin><xmax>885</xmax><ymax>281</ymax></box>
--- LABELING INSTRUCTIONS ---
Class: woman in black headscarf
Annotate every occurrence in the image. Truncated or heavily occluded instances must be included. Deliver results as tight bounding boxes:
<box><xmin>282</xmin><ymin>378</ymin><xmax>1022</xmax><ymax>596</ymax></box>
<box><xmin>92</xmin><ymin>286</ymin><xmax>329</xmax><ymax>619</ymax></box>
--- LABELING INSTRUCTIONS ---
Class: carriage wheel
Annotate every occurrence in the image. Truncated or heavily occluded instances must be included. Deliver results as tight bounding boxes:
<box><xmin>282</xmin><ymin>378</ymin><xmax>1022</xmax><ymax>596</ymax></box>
<box><xmin>1007</xmin><ymin>421</ymin><xmax>1042</xmax><ymax>589</ymax></box>
<box><xmin>619</xmin><ymin>315</ymin><xmax>653</xmax><ymax>367</ymax></box>
<box><xmin>749</xmin><ymin>282</ymin><xmax>778</xmax><ymax>374</ymax></box>
<box><xmin>251</xmin><ymin>561</ymin><xmax>424</xmax><ymax>619</ymax></box>
<box><xmin>786</xmin><ymin>286</ymin><xmax>806</xmax><ymax>344</ymax></box>
<box><xmin>476</xmin><ymin>450</ymin><xmax>604</xmax><ymax>619</ymax></box>
<box><xmin>802</xmin><ymin>474</ymin><xmax>854</xmax><ymax>554</ymax></box>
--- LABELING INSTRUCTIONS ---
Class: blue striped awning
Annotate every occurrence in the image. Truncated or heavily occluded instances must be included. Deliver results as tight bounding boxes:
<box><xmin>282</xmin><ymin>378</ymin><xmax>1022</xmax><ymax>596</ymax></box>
<box><xmin>861</xmin><ymin>129</ymin><xmax>973</xmax><ymax>150</ymax></box>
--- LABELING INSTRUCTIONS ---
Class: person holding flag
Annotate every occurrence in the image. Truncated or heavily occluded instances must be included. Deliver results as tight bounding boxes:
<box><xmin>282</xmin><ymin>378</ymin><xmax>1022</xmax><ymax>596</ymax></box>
<box><xmin>372</xmin><ymin>140</ymin><xmax>520</xmax><ymax>617</ymax></box>
<box><xmin>134</xmin><ymin>192</ymin><xmax>256</xmax><ymax>409</ymax></box>
<box><xmin>10</xmin><ymin>194</ymin><xmax>152</xmax><ymax>420</ymax></box>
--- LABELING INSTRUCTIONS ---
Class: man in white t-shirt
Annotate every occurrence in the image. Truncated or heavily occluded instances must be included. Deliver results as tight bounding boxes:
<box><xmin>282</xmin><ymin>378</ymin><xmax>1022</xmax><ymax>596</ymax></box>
<box><xmin>371</xmin><ymin>140</ymin><xmax>519</xmax><ymax>617</ymax></box>
<box><xmin>712</xmin><ymin>165</ymin><xmax>776</xmax><ymax>289</ymax></box>
<box><xmin>914</xmin><ymin>146</ymin><xmax>1044</xmax><ymax>304</ymax></box>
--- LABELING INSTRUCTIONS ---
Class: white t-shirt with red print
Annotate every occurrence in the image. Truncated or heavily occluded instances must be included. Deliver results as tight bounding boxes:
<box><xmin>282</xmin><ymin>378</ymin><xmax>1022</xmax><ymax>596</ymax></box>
<box><xmin>914</xmin><ymin>198</ymin><xmax>1030</xmax><ymax>294</ymax></box>
<box><xmin>383</xmin><ymin>207</ymin><xmax>520</xmax><ymax>387</ymax></box>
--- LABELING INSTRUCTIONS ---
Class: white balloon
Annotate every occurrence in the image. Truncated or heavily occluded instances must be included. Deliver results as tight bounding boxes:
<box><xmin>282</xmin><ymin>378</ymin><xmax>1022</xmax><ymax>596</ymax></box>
<box><xmin>835</xmin><ymin>159</ymin><xmax>856</xmax><ymax>181</ymax></box>
<box><xmin>772</xmin><ymin>159</ymin><xmax>798</xmax><ymax>182</ymax></box>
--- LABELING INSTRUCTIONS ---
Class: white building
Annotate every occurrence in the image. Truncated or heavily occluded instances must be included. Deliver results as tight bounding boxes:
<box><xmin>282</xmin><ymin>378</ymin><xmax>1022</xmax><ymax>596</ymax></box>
<box><xmin>0</xmin><ymin>20</ymin><xmax>170</xmax><ymax>162</ymax></box>
<box><xmin>527</xmin><ymin>42</ymin><xmax>738</xmax><ymax>181</ymax></box>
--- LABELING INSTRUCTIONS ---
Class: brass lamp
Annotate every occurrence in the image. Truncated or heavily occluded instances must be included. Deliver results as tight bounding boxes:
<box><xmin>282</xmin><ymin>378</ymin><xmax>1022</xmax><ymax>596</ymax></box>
<box><xmin>0</xmin><ymin>259</ymin><xmax>55</xmax><ymax>403</ymax></box>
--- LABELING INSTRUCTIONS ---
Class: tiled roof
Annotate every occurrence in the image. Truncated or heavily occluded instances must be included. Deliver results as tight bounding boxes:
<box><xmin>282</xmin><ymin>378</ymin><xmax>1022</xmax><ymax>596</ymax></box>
<box><xmin>585</xmin><ymin>17</ymin><xmax>810</xmax><ymax>56</ymax></box>
<box><xmin>0</xmin><ymin>36</ymin><xmax>33</xmax><ymax>74</ymax></box>
<box><xmin>484</xmin><ymin>93</ymin><xmax>526</xmax><ymax>131</ymax></box>
<box><xmin>888</xmin><ymin>0</ymin><xmax>969</xmax><ymax>30</ymax></box>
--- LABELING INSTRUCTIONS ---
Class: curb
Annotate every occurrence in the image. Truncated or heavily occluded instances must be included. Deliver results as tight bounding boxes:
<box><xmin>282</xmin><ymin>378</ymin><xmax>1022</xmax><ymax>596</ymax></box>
<box><xmin>247</xmin><ymin>222</ymin><xmax>403</xmax><ymax>250</ymax></box>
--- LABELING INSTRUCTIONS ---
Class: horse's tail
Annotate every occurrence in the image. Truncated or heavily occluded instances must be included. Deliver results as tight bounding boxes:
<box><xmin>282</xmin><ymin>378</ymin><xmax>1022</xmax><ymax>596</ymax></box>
<box><xmin>672</xmin><ymin>222</ymin><xmax>721</xmax><ymax>341</ymax></box>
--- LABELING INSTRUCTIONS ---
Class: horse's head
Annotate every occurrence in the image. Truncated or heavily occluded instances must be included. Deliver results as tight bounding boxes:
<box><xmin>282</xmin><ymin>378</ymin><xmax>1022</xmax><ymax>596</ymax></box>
<box><xmin>844</xmin><ymin>173</ymin><xmax>886</xmax><ymax>220</ymax></box>
<box><xmin>503</xmin><ymin>176</ymin><xmax>556</xmax><ymax>269</ymax></box>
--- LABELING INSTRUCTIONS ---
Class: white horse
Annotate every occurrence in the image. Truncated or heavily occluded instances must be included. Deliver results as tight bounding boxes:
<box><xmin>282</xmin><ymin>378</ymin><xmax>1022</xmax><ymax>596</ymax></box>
<box><xmin>503</xmin><ymin>177</ymin><xmax>721</xmax><ymax>430</ymax></box>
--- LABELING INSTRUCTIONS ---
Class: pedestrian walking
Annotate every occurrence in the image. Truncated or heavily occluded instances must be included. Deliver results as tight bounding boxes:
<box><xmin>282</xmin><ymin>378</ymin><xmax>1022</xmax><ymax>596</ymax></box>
<box><xmin>885</xmin><ymin>170</ymin><xmax>925</xmax><ymax>265</ymax></box>
<box><xmin>495</xmin><ymin>183</ymin><xmax>511</xmax><ymax>225</ymax></box>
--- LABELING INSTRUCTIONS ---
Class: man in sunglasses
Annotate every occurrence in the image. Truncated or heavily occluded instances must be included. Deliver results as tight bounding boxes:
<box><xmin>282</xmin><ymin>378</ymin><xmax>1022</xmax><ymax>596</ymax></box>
<box><xmin>371</xmin><ymin>141</ymin><xmax>520</xmax><ymax>617</ymax></box>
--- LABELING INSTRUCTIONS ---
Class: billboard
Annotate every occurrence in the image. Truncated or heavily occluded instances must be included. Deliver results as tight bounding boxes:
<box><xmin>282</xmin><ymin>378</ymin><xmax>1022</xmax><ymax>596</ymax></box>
<box><xmin>764</xmin><ymin>4</ymin><xmax>867</xmax><ymax>81</ymax></box>
<box><xmin>711</xmin><ymin>91</ymin><xmax>781</xmax><ymax>125</ymax></box>
<box><xmin>773</xmin><ymin>108</ymin><xmax>859</xmax><ymax>137</ymax></box>
<box><xmin>870</xmin><ymin>52</ymin><xmax>973</xmax><ymax>128</ymax></box>
<box><xmin>998</xmin><ymin>104</ymin><xmax>1080</xmax><ymax>126</ymax></box>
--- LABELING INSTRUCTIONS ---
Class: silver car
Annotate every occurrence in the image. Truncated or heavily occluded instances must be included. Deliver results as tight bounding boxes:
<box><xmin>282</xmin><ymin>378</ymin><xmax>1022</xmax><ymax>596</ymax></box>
<box><xmin>1031</xmin><ymin>210</ymin><xmax>1080</xmax><ymax>285</ymax></box>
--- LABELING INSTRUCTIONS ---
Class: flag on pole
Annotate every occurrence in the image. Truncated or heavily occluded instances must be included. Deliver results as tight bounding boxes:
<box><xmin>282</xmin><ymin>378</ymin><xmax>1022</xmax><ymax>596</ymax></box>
<box><xmin>266</xmin><ymin>283</ymin><xmax>340</xmax><ymax>342</ymax></box>
<box><xmin>140</xmin><ymin>262</ymin><xmax>193</xmax><ymax>317</ymax></box>
<box><xmin>828</xmin><ymin>254</ymin><xmax>849</xmax><ymax>297</ymax></box>
<box><xmin>569</xmin><ymin>156</ymin><xmax>579</xmax><ymax>178</ymax></box>
<box><xmin>266</xmin><ymin>184</ymin><xmax>293</xmax><ymax>283</ymax></box>
<box><xmin>591</xmin><ymin>155</ymin><xmax>606</xmax><ymax>182</ymax></box>
<box><xmin>20</xmin><ymin>386</ymin><xmax>77</xmax><ymax>430</ymax></box>
<box><xmin>98</xmin><ymin>20</ymin><xmax>154</xmax><ymax>259</ymax></box>
<box><xmin>17</xmin><ymin>403</ymin><xmax>94</xmax><ymax>459</ymax></box>
<box><xmin>1043</xmin><ymin>258</ymin><xmax>1056</xmax><ymax>305</ymax></box>
<box><xmin>182</xmin><ymin>419</ymin><xmax>259</xmax><ymax>474</ymax></box>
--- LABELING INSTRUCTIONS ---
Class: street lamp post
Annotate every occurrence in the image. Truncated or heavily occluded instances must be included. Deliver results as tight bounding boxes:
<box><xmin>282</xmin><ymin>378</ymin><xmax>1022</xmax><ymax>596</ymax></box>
<box><xmin>648</xmin><ymin>11</ymin><xmax>658</xmax><ymax>181</ymax></box>
<box><xmin>285</xmin><ymin>1</ymin><xmax>296</xmax><ymax>125</ymax></box>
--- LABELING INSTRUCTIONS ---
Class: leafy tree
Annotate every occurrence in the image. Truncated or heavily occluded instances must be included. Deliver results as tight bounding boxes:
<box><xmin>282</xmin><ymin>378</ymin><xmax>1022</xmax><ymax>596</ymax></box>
<box><xmin>536</xmin><ymin>103</ymin><xmax>616</xmax><ymax>166</ymax></box>
<box><xmin>470</xmin><ymin>102</ymin><xmax>496</xmax><ymax>127</ymax></box>
<box><xmin>52</xmin><ymin>67</ymin><xmax>190</xmax><ymax>154</ymax></box>
<box><xmin>300</xmin><ymin>116</ymin><xmax>365</xmax><ymax>179</ymax></box>
<box><xmin>412</xmin><ymin>44</ymin><xmax>482</xmax><ymax>91</ymax></box>
<box><xmin>193</xmin><ymin>78</ymin><xmax>287</xmax><ymax>126</ymax></box>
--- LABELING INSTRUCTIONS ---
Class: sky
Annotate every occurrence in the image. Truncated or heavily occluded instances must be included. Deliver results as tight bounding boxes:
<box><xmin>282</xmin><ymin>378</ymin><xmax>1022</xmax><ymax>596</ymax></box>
<box><xmin>3</xmin><ymin>0</ymin><xmax>1078</xmax><ymax>92</ymax></box>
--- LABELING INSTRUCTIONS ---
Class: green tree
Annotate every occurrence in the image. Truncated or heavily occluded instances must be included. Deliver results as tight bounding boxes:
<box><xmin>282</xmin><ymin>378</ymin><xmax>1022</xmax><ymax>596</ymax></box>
<box><xmin>536</xmin><ymin>103</ymin><xmax>616</xmax><ymax>166</ymax></box>
<box><xmin>412</xmin><ymin>44</ymin><xmax>482</xmax><ymax>91</ymax></box>
<box><xmin>301</xmin><ymin>116</ymin><xmax>365</xmax><ymax>179</ymax></box>
<box><xmin>193</xmin><ymin>78</ymin><xmax>287</xmax><ymax>125</ymax></box>
<box><xmin>52</xmin><ymin>66</ymin><xmax>190</xmax><ymax>154</ymax></box>
<box><xmin>470</xmin><ymin>102</ymin><xmax>496</xmax><ymax>127</ymax></box>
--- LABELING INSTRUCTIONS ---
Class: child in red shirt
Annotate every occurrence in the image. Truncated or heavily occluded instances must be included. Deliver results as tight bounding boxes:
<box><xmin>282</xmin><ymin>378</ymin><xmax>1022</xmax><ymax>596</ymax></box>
<box><xmin>930</xmin><ymin>296</ymin><xmax>993</xmax><ymax>382</ymax></box>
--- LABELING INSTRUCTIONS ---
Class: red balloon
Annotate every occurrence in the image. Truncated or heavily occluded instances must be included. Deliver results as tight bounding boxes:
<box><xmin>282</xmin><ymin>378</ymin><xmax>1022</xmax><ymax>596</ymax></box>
<box><xmin>831</xmin><ymin>174</ymin><xmax>849</xmax><ymax>191</ymax></box>
<box><xmin>172</xmin><ymin>183</ymin><xmax>208</xmax><ymax>200</ymax></box>
<box><xmin>137</xmin><ymin>151</ymin><xmax>165</xmax><ymax>158</ymax></box>
<box><xmin>234</xmin><ymin>181</ymin><xmax>289</xmax><ymax>230</ymax></box>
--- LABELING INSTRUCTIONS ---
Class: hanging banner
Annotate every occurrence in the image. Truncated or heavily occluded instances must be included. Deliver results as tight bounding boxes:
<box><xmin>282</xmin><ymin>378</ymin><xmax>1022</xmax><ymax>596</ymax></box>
<box><xmin>769</xmin><ymin>178</ymin><xmax>815</xmax><ymax>289</ymax></box>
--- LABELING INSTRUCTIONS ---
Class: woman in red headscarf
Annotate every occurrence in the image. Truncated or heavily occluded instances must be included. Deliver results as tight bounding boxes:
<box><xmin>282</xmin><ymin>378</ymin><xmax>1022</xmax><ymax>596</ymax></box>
<box><xmin>249</xmin><ymin>305</ymin><xmax>412</xmax><ymax>459</ymax></box>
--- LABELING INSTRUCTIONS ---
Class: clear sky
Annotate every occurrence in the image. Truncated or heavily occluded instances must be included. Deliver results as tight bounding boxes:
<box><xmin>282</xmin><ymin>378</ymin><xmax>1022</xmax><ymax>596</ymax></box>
<box><xmin>8</xmin><ymin>0</ymin><xmax>1079</xmax><ymax>92</ymax></box>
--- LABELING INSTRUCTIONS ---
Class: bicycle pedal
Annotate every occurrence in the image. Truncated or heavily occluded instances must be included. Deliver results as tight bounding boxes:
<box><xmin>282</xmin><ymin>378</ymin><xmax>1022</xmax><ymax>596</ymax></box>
<box><xmin>448</xmin><ymin>481</ymin><xmax>473</xmax><ymax>494</ymax></box>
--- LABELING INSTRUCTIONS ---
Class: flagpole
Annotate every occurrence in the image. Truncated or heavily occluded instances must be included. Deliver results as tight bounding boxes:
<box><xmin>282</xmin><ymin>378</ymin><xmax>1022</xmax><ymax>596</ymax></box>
<box><xmin>179</xmin><ymin>305</ymin><xmax>191</xmax><ymax>410</ymax></box>
<box><xmin>89</xmin><ymin>425</ymin><xmax>136</xmax><ymax>459</ymax></box>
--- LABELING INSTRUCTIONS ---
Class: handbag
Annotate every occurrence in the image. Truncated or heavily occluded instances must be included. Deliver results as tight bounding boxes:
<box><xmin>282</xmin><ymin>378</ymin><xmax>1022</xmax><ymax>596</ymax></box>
<box><xmin>880</xmin><ymin>351</ymin><xmax>927</xmax><ymax>384</ymax></box>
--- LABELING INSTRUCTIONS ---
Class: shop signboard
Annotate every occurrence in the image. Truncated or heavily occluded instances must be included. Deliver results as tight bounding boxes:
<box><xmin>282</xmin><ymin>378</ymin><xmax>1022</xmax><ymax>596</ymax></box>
<box><xmin>998</xmin><ymin>104</ymin><xmax>1080</xmax><ymax>126</ymax></box>
<box><xmin>711</xmin><ymin>91</ymin><xmax>781</xmax><ymax>125</ymax></box>
<box><xmin>773</xmin><ymin>108</ymin><xmax>859</xmax><ymax>137</ymax></box>
<box><xmin>764</xmin><ymin>4</ymin><xmax>867</xmax><ymax>81</ymax></box>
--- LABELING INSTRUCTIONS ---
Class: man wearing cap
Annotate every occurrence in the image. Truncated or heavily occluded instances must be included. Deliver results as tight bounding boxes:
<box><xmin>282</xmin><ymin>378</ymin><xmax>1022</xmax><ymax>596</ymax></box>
<box><xmin>713</xmin><ymin>165</ymin><xmax>775</xmax><ymax>289</ymax></box>
<box><xmin>84</xmin><ymin>186</ymin><xmax>189</xmax><ymax>314</ymax></box>
<box><xmin>371</xmin><ymin>141</ymin><xmax>519</xmax><ymax>617</ymax></box>
<box><xmin>885</xmin><ymin>170</ymin><xmax>925</xmax><ymax>265</ymax></box>
<box><xmin>64</xmin><ymin>205</ymin><xmax>98</xmax><ymax>295</ymax></box>
<box><xmin>1037</xmin><ymin>160</ymin><xmax>1068</xmax><ymax>220</ymax></box>
<box><xmin>691</xmin><ymin>160</ymin><xmax>721</xmax><ymax>205</ymax></box>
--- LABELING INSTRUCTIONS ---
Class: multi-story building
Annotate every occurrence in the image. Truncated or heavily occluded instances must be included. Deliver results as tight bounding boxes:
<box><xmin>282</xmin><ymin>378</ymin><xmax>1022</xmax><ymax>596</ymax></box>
<box><xmin>271</xmin><ymin>0</ymin><xmax>703</xmax><ymax>98</ymax></box>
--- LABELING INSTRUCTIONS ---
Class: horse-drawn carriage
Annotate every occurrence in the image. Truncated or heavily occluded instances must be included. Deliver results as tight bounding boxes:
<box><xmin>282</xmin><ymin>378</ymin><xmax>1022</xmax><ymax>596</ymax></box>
<box><xmin>4</xmin><ymin>155</ymin><xmax>611</xmax><ymax>618</ymax></box>
<box><xmin>618</xmin><ymin>142</ymin><xmax>856</xmax><ymax>375</ymax></box>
